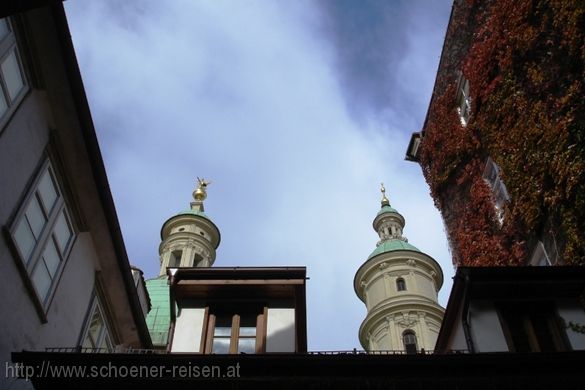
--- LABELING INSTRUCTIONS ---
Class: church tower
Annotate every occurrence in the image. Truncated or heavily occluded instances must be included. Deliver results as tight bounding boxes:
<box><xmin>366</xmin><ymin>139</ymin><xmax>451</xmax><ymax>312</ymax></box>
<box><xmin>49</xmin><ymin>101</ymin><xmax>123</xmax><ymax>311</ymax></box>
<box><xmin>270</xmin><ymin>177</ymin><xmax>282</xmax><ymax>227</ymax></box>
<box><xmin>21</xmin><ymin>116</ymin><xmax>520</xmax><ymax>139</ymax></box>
<box><xmin>354</xmin><ymin>185</ymin><xmax>444</xmax><ymax>353</ymax></box>
<box><xmin>146</xmin><ymin>178</ymin><xmax>221</xmax><ymax>348</ymax></box>
<box><xmin>157</xmin><ymin>178</ymin><xmax>220</xmax><ymax>275</ymax></box>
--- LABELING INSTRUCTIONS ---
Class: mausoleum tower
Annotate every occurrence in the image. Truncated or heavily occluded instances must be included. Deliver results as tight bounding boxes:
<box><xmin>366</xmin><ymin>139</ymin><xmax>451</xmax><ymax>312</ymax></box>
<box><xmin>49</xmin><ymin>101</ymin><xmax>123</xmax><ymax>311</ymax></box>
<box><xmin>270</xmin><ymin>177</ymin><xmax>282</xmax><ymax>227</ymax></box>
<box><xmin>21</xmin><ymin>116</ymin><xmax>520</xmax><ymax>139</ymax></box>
<box><xmin>354</xmin><ymin>184</ymin><xmax>444</xmax><ymax>353</ymax></box>
<box><xmin>158</xmin><ymin>178</ymin><xmax>220</xmax><ymax>275</ymax></box>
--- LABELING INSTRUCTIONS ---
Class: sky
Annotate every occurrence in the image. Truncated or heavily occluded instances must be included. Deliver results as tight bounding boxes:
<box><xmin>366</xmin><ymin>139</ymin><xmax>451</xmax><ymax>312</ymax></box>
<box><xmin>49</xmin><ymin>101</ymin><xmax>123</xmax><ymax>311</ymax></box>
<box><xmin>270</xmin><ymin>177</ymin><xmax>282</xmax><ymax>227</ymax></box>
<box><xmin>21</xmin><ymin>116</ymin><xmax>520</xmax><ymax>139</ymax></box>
<box><xmin>64</xmin><ymin>0</ymin><xmax>453</xmax><ymax>351</ymax></box>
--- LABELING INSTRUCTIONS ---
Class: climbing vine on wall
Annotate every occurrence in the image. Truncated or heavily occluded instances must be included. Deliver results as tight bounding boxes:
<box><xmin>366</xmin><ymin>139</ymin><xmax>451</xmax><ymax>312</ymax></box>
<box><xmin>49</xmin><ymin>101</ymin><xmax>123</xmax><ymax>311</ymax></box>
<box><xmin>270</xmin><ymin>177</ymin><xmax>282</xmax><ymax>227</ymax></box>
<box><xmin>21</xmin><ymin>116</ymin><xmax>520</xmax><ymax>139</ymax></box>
<box><xmin>419</xmin><ymin>0</ymin><xmax>585</xmax><ymax>266</ymax></box>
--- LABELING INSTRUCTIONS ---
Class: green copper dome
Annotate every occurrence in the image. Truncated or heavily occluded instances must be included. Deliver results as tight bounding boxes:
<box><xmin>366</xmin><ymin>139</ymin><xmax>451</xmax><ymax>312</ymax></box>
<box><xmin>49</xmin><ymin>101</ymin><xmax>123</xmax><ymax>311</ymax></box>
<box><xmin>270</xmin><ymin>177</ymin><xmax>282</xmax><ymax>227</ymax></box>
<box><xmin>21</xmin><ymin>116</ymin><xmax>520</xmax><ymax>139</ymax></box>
<box><xmin>145</xmin><ymin>276</ymin><xmax>171</xmax><ymax>347</ymax></box>
<box><xmin>377</xmin><ymin>205</ymin><xmax>399</xmax><ymax>216</ymax></box>
<box><xmin>368</xmin><ymin>239</ymin><xmax>420</xmax><ymax>259</ymax></box>
<box><xmin>176</xmin><ymin>209</ymin><xmax>211</xmax><ymax>221</ymax></box>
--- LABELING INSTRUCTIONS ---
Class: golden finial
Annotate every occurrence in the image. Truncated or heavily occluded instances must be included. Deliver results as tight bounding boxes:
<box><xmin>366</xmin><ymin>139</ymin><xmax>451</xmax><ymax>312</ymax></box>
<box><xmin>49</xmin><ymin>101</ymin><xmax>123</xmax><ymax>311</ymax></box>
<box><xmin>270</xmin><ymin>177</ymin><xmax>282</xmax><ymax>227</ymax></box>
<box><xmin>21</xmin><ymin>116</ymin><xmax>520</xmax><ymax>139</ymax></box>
<box><xmin>380</xmin><ymin>182</ymin><xmax>390</xmax><ymax>207</ymax></box>
<box><xmin>193</xmin><ymin>177</ymin><xmax>211</xmax><ymax>202</ymax></box>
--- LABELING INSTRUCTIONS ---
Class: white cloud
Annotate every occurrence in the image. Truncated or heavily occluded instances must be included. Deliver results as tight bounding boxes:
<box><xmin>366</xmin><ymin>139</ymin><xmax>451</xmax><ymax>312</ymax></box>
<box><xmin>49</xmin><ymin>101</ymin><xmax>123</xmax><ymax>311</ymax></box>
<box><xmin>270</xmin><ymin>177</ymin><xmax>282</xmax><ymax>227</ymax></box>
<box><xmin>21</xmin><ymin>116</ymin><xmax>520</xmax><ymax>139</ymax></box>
<box><xmin>65</xmin><ymin>0</ymin><xmax>453</xmax><ymax>351</ymax></box>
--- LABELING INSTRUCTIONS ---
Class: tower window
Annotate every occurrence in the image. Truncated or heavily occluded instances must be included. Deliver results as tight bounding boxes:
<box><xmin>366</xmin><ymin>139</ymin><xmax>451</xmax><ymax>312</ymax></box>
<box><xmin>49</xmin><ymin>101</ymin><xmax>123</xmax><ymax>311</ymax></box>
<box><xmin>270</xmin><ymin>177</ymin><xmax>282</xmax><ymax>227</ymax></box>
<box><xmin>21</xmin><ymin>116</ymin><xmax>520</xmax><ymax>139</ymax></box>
<box><xmin>170</xmin><ymin>250</ymin><xmax>182</xmax><ymax>267</ymax></box>
<box><xmin>396</xmin><ymin>278</ymin><xmax>406</xmax><ymax>292</ymax></box>
<box><xmin>403</xmin><ymin>330</ymin><xmax>418</xmax><ymax>354</ymax></box>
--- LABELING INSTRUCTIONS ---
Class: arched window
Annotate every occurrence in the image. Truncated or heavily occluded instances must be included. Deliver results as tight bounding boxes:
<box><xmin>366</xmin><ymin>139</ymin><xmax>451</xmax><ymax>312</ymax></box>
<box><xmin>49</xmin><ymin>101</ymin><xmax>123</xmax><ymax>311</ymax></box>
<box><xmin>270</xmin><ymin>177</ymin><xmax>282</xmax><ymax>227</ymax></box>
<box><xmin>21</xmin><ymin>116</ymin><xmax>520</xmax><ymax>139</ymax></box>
<box><xmin>403</xmin><ymin>330</ymin><xmax>418</xmax><ymax>354</ymax></box>
<box><xmin>396</xmin><ymin>278</ymin><xmax>406</xmax><ymax>291</ymax></box>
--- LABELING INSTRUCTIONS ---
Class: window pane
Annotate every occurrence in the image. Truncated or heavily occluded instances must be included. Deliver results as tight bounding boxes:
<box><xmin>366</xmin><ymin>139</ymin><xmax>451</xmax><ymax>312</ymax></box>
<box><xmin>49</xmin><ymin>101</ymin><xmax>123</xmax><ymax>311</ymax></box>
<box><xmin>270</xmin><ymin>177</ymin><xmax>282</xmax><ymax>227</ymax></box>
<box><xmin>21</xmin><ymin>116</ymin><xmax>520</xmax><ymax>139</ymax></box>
<box><xmin>0</xmin><ymin>19</ymin><xmax>9</xmax><ymax>40</ymax></box>
<box><xmin>101</xmin><ymin>333</ymin><xmax>113</xmax><ymax>352</ymax></box>
<box><xmin>238</xmin><ymin>338</ymin><xmax>255</xmax><ymax>354</ymax></box>
<box><xmin>42</xmin><ymin>239</ymin><xmax>61</xmax><ymax>278</ymax></box>
<box><xmin>212</xmin><ymin>338</ymin><xmax>230</xmax><ymax>354</ymax></box>
<box><xmin>25</xmin><ymin>196</ymin><xmax>46</xmax><ymax>239</ymax></box>
<box><xmin>239</xmin><ymin>327</ymin><xmax>256</xmax><ymax>337</ymax></box>
<box><xmin>14</xmin><ymin>218</ymin><xmax>35</xmax><ymax>262</ymax></box>
<box><xmin>82</xmin><ymin>334</ymin><xmax>95</xmax><ymax>349</ymax></box>
<box><xmin>38</xmin><ymin>169</ymin><xmax>58</xmax><ymax>212</ymax></box>
<box><xmin>54</xmin><ymin>210</ymin><xmax>72</xmax><ymax>253</ymax></box>
<box><xmin>214</xmin><ymin>326</ymin><xmax>231</xmax><ymax>337</ymax></box>
<box><xmin>31</xmin><ymin>261</ymin><xmax>51</xmax><ymax>301</ymax></box>
<box><xmin>1</xmin><ymin>50</ymin><xmax>25</xmax><ymax>102</ymax></box>
<box><xmin>87</xmin><ymin>307</ymin><xmax>105</xmax><ymax>348</ymax></box>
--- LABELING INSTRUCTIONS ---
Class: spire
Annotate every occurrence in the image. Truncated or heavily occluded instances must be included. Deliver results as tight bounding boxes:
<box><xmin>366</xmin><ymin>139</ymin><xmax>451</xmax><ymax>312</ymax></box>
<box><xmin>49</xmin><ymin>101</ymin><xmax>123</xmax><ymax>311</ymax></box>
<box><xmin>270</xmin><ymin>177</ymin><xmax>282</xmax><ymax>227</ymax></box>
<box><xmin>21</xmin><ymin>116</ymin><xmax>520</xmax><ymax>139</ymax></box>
<box><xmin>380</xmin><ymin>182</ymin><xmax>390</xmax><ymax>207</ymax></box>
<box><xmin>191</xmin><ymin>177</ymin><xmax>211</xmax><ymax>212</ymax></box>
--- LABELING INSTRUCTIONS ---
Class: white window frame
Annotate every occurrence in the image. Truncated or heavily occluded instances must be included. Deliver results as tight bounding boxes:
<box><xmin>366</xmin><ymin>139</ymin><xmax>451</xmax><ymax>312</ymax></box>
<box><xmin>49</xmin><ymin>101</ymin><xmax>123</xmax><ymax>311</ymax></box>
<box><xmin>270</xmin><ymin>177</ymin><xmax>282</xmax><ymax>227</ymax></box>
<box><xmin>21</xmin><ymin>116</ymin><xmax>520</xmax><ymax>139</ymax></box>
<box><xmin>456</xmin><ymin>73</ymin><xmax>471</xmax><ymax>126</ymax></box>
<box><xmin>482</xmin><ymin>157</ymin><xmax>510</xmax><ymax>225</ymax></box>
<box><xmin>80</xmin><ymin>294</ymin><xmax>114</xmax><ymax>352</ymax></box>
<box><xmin>8</xmin><ymin>160</ymin><xmax>76</xmax><ymax>312</ymax></box>
<box><xmin>0</xmin><ymin>17</ymin><xmax>28</xmax><ymax>131</ymax></box>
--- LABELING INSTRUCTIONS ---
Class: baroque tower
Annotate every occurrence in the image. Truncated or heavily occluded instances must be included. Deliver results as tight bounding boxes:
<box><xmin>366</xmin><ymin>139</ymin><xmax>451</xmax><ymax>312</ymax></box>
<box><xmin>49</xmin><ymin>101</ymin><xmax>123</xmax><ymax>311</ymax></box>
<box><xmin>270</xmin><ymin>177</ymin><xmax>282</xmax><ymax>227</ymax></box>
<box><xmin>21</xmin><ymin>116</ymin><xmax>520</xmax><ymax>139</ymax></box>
<box><xmin>145</xmin><ymin>178</ymin><xmax>221</xmax><ymax>348</ymax></box>
<box><xmin>354</xmin><ymin>185</ymin><xmax>444</xmax><ymax>353</ymax></box>
<box><xmin>157</xmin><ymin>178</ymin><xmax>220</xmax><ymax>275</ymax></box>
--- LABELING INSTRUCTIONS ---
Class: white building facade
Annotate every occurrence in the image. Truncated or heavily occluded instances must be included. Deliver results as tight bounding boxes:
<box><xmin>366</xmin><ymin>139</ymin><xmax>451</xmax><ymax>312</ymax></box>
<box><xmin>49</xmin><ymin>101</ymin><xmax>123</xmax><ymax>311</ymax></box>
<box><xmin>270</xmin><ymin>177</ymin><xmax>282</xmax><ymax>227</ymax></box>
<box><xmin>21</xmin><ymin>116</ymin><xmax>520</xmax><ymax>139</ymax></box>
<box><xmin>0</xmin><ymin>7</ymin><xmax>151</xmax><ymax>389</ymax></box>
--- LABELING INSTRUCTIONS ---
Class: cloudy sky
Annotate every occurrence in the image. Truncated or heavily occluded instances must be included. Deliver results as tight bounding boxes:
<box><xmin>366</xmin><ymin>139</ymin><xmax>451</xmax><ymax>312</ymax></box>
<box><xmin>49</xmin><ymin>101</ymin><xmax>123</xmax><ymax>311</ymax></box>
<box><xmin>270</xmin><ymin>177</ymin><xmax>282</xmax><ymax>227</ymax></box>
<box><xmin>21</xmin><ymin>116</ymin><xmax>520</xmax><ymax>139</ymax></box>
<box><xmin>64</xmin><ymin>0</ymin><xmax>453</xmax><ymax>351</ymax></box>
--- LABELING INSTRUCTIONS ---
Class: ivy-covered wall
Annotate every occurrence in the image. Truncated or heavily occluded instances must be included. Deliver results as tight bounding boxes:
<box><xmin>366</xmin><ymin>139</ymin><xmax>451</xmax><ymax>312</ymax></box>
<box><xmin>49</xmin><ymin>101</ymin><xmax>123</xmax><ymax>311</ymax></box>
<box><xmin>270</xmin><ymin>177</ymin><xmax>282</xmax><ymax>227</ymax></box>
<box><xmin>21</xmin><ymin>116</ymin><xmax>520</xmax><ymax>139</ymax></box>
<box><xmin>419</xmin><ymin>0</ymin><xmax>584</xmax><ymax>266</ymax></box>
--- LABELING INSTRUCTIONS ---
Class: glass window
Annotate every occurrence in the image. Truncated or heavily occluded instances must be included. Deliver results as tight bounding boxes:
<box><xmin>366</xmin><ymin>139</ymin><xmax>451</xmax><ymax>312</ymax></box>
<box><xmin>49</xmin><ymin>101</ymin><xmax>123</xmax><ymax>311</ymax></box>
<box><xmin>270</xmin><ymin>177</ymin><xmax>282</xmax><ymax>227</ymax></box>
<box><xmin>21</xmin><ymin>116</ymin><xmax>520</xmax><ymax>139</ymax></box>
<box><xmin>53</xmin><ymin>210</ymin><xmax>72</xmax><ymax>253</ymax></box>
<box><xmin>14</xmin><ymin>218</ymin><xmax>35</xmax><ymax>262</ymax></box>
<box><xmin>1</xmin><ymin>50</ymin><xmax>25</xmax><ymax>102</ymax></box>
<box><xmin>457</xmin><ymin>75</ymin><xmax>471</xmax><ymax>126</ymax></box>
<box><xmin>81</xmin><ymin>297</ymin><xmax>113</xmax><ymax>352</ymax></box>
<box><xmin>25</xmin><ymin>196</ymin><xmax>46</xmax><ymax>239</ymax></box>
<box><xmin>403</xmin><ymin>330</ymin><xmax>418</xmax><ymax>354</ymax></box>
<box><xmin>207</xmin><ymin>307</ymin><xmax>263</xmax><ymax>354</ymax></box>
<box><xmin>483</xmin><ymin>157</ymin><xmax>510</xmax><ymax>224</ymax></box>
<box><xmin>31</xmin><ymin>261</ymin><xmax>51</xmax><ymax>302</ymax></box>
<box><xmin>237</xmin><ymin>314</ymin><xmax>257</xmax><ymax>353</ymax></box>
<box><xmin>42</xmin><ymin>239</ymin><xmax>61</xmax><ymax>278</ymax></box>
<box><xmin>0</xmin><ymin>16</ymin><xmax>28</xmax><ymax>127</ymax></box>
<box><xmin>9</xmin><ymin>162</ymin><xmax>75</xmax><ymax>310</ymax></box>
<box><xmin>396</xmin><ymin>278</ymin><xmax>406</xmax><ymax>291</ymax></box>
<box><xmin>38</xmin><ymin>170</ymin><xmax>59</xmax><ymax>212</ymax></box>
<box><xmin>212</xmin><ymin>315</ymin><xmax>233</xmax><ymax>354</ymax></box>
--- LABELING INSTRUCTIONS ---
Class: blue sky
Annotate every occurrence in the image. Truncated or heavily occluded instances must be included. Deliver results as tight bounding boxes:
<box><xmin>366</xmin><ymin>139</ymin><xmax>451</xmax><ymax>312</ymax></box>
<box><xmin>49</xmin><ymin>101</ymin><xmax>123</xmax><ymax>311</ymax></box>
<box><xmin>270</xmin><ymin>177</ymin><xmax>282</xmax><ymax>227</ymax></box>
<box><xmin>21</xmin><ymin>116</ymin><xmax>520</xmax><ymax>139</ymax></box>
<box><xmin>64</xmin><ymin>0</ymin><xmax>453</xmax><ymax>351</ymax></box>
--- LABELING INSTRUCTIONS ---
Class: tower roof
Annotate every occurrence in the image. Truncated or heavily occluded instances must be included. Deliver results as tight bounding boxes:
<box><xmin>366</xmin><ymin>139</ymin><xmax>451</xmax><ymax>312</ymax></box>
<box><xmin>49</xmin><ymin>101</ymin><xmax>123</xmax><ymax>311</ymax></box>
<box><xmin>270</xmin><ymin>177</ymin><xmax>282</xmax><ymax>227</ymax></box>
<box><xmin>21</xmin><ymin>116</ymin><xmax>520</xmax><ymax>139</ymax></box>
<box><xmin>377</xmin><ymin>205</ymin><xmax>399</xmax><ymax>216</ymax></box>
<box><xmin>367</xmin><ymin>239</ymin><xmax>420</xmax><ymax>259</ymax></box>
<box><xmin>174</xmin><ymin>209</ymin><xmax>211</xmax><ymax>220</ymax></box>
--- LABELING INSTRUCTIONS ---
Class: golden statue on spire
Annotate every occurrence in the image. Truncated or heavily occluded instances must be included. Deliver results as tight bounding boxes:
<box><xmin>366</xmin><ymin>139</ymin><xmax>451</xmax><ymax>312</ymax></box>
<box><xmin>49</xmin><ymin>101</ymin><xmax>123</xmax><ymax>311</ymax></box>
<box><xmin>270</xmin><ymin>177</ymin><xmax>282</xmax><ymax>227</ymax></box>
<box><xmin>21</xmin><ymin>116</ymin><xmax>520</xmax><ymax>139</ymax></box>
<box><xmin>193</xmin><ymin>177</ymin><xmax>211</xmax><ymax>201</ymax></box>
<box><xmin>380</xmin><ymin>182</ymin><xmax>390</xmax><ymax>207</ymax></box>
